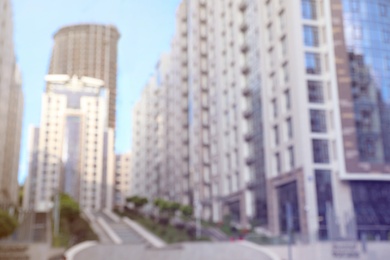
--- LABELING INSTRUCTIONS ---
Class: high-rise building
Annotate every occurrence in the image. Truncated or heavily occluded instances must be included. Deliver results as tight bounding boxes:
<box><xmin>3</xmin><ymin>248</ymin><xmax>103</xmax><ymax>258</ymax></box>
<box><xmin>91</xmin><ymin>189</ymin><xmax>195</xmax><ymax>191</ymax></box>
<box><xmin>257</xmin><ymin>0</ymin><xmax>390</xmax><ymax>240</ymax></box>
<box><xmin>114</xmin><ymin>153</ymin><xmax>132</xmax><ymax>209</ymax></box>
<box><xmin>23</xmin><ymin>126</ymin><xmax>40</xmax><ymax>211</ymax></box>
<box><xmin>131</xmin><ymin>0</ymin><xmax>390</xmax><ymax>240</ymax></box>
<box><xmin>23</xmin><ymin>75</ymin><xmax>115</xmax><ymax>212</ymax></box>
<box><xmin>131</xmin><ymin>78</ymin><xmax>159</xmax><ymax>200</ymax></box>
<box><xmin>48</xmin><ymin>24</ymin><xmax>120</xmax><ymax>129</ymax></box>
<box><xmin>0</xmin><ymin>0</ymin><xmax>24</xmax><ymax>208</ymax></box>
<box><xmin>132</xmin><ymin>0</ymin><xmax>264</xmax><ymax>226</ymax></box>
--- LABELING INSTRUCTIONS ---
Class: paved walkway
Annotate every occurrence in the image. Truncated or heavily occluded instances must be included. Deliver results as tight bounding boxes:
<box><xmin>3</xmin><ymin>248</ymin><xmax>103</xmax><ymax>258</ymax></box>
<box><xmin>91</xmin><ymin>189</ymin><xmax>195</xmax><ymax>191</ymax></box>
<box><xmin>94</xmin><ymin>211</ymin><xmax>144</xmax><ymax>244</ymax></box>
<box><xmin>74</xmin><ymin>242</ymin><xmax>273</xmax><ymax>260</ymax></box>
<box><xmin>74</xmin><ymin>211</ymin><xmax>275</xmax><ymax>260</ymax></box>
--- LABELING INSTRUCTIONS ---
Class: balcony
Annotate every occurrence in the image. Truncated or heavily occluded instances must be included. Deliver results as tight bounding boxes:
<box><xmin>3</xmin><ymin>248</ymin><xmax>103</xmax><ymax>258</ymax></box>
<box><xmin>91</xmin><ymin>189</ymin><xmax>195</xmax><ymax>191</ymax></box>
<box><xmin>240</xmin><ymin>43</ymin><xmax>249</xmax><ymax>54</ymax></box>
<box><xmin>241</xmin><ymin>65</ymin><xmax>250</xmax><ymax>75</ymax></box>
<box><xmin>239</xmin><ymin>0</ymin><xmax>248</xmax><ymax>12</ymax></box>
<box><xmin>245</xmin><ymin>156</ymin><xmax>255</xmax><ymax>166</ymax></box>
<box><xmin>240</xmin><ymin>22</ymin><xmax>248</xmax><ymax>33</ymax></box>
<box><xmin>242</xmin><ymin>86</ymin><xmax>252</xmax><ymax>96</ymax></box>
<box><xmin>243</xmin><ymin>108</ymin><xmax>253</xmax><ymax>119</ymax></box>
<box><xmin>244</xmin><ymin>132</ymin><xmax>254</xmax><ymax>142</ymax></box>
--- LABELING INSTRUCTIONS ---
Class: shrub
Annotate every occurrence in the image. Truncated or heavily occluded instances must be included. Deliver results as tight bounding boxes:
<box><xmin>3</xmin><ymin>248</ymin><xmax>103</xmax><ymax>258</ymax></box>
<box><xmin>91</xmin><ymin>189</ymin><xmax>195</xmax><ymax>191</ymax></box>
<box><xmin>180</xmin><ymin>205</ymin><xmax>193</xmax><ymax>220</ymax></box>
<box><xmin>0</xmin><ymin>209</ymin><xmax>18</xmax><ymax>239</ymax></box>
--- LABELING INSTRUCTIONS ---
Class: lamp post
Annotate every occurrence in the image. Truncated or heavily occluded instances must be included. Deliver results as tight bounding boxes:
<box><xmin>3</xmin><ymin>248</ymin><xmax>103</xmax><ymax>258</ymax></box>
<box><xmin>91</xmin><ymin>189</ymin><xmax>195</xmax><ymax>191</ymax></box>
<box><xmin>53</xmin><ymin>189</ymin><xmax>60</xmax><ymax>237</ymax></box>
<box><xmin>194</xmin><ymin>191</ymin><xmax>201</xmax><ymax>239</ymax></box>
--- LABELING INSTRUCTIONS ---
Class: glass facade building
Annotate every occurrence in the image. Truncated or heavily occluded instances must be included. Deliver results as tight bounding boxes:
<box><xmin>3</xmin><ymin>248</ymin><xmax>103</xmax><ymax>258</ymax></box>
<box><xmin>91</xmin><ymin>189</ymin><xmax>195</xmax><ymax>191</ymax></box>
<box><xmin>343</xmin><ymin>0</ymin><xmax>390</xmax><ymax>163</ymax></box>
<box><xmin>342</xmin><ymin>0</ymin><xmax>390</xmax><ymax>238</ymax></box>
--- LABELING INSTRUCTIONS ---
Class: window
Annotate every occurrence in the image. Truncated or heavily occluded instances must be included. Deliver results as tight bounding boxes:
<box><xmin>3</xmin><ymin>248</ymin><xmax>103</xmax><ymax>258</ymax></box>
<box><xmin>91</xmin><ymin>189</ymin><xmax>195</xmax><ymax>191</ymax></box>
<box><xmin>274</xmin><ymin>125</ymin><xmax>280</xmax><ymax>145</ymax></box>
<box><xmin>303</xmin><ymin>25</ymin><xmax>319</xmax><ymax>47</ymax></box>
<box><xmin>284</xmin><ymin>90</ymin><xmax>291</xmax><ymax>110</ymax></box>
<box><xmin>305</xmin><ymin>53</ymin><xmax>321</xmax><ymax>74</ymax></box>
<box><xmin>353</xmin><ymin>26</ymin><xmax>362</xmax><ymax>39</ymax></box>
<box><xmin>275</xmin><ymin>153</ymin><xmax>281</xmax><ymax>173</ymax></box>
<box><xmin>267</xmin><ymin>1</ymin><xmax>273</xmax><ymax>20</ymax></box>
<box><xmin>308</xmin><ymin>81</ymin><xmax>324</xmax><ymax>103</ymax></box>
<box><xmin>380</xmin><ymin>3</ymin><xmax>388</xmax><ymax>16</ymax></box>
<box><xmin>288</xmin><ymin>146</ymin><xmax>295</xmax><ymax>169</ymax></box>
<box><xmin>383</xmin><ymin>30</ymin><xmax>390</xmax><ymax>43</ymax></box>
<box><xmin>351</xmin><ymin>0</ymin><xmax>359</xmax><ymax>12</ymax></box>
<box><xmin>280</xmin><ymin>11</ymin><xmax>286</xmax><ymax>32</ymax></box>
<box><xmin>283</xmin><ymin>63</ymin><xmax>289</xmax><ymax>83</ymax></box>
<box><xmin>268</xmin><ymin>25</ymin><xmax>274</xmax><ymax>43</ymax></box>
<box><xmin>386</xmin><ymin>57</ymin><xmax>390</xmax><ymax>70</ymax></box>
<box><xmin>310</xmin><ymin>109</ymin><xmax>327</xmax><ymax>133</ymax></box>
<box><xmin>315</xmin><ymin>169</ymin><xmax>333</xmax><ymax>239</ymax></box>
<box><xmin>272</xmin><ymin>98</ymin><xmax>278</xmax><ymax>117</ymax></box>
<box><xmin>286</xmin><ymin>117</ymin><xmax>293</xmax><ymax>139</ymax></box>
<box><xmin>281</xmin><ymin>37</ymin><xmax>287</xmax><ymax>56</ymax></box>
<box><xmin>302</xmin><ymin>0</ymin><xmax>317</xmax><ymax>19</ymax></box>
<box><xmin>358</xmin><ymin>136</ymin><xmax>377</xmax><ymax>162</ymax></box>
<box><xmin>312</xmin><ymin>139</ymin><xmax>330</xmax><ymax>163</ymax></box>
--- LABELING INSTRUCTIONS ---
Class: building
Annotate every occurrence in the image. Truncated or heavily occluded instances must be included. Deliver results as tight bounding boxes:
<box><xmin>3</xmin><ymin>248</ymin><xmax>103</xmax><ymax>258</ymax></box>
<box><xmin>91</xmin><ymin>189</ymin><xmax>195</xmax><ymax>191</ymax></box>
<box><xmin>257</xmin><ymin>0</ymin><xmax>390</xmax><ymax>240</ymax></box>
<box><xmin>131</xmin><ymin>78</ymin><xmax>159</xmax><ymax>200</ymax></box>
<box><xmin>0</xmin><ymin>0</ymin><xmax>24</xmax><ymax>208</ymax></box>
<box><xmin>132</xmin><ymin>0</ymin><xmax>265</xmax><ymax>226</ymax></box>
<box><xmin>131</xmin><ymin>0</ymin><xmax>390</xmax><ymax>240</ymax></box>
<box><xmin>114</xmin><ymin>153</ymin><xmax>132</xmax><ymax>209</ymax></box>
<box><xmin>23</xmin><ymin>75</ymin><xmax>115</xmax><ymax>212</ymax></box>
<box><xmin>48</xmin><ymin>24</ymin><xmax>120</xmax><ymax>129</ymax></box>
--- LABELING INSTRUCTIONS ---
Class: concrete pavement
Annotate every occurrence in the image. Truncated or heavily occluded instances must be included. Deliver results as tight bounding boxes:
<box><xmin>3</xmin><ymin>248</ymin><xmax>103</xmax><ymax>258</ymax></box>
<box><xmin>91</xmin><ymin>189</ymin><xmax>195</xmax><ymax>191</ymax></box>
<box><xmin>74</xmin><ymin>242</ymin><xmax>274</xmax><ymax>260</ymax></box>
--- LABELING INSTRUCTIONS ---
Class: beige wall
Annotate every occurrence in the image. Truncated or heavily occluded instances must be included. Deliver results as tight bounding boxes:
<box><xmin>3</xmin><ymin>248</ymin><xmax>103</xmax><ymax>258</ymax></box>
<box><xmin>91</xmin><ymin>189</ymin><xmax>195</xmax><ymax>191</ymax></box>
<box><xmin>0</xmin><ymin>0</ymin><xmax>23</xmax><ymax>207</ymax></box>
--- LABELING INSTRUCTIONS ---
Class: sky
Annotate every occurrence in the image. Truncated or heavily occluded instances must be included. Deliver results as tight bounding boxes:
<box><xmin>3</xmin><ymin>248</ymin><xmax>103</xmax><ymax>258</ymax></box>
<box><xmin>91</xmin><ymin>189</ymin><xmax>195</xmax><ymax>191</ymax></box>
<box><xmin>13</xmin><ymin>0</ymin><xmax>182</xmax><ymax>183</ymax></box>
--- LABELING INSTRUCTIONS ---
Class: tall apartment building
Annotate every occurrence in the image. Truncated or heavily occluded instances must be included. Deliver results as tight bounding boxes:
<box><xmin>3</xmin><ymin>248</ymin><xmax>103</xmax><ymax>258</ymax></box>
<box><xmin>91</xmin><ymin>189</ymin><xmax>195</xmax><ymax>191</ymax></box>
<box><xmin>132</xmin><ymin>0</ymin><xmax>390</xmax><ymax>240</ymax></box>
<box><xmin>48</xmin><ymin>24</ymin><xmax>120</xmax><ymax>129</ymax></box>
<box><xmin>0</xmin><ymin>0</ymin><xmax>24</xmax><ymax>208</ymax></box>
<box><xmin>256</xmin><ymin>0</ymin><xmax>390</xmax><ymax>240</ymax></box>
<box><xmin>131</xmin><ymin>78</ymin><xmax>159</xmax><ymax>200</ymax></box>
<box><xmin>132</xmin><ymin>0</ymin><xmax>265</xmax><ymax>226</ymax></box>
<box><xmin>132</xmin><ymin>52</ymin><xmax>192</xmax><ymax>207</ymax></box>
<box><xmin>114</xmin><ymin>153</ymin><xmax>132</xmax><ymax>208</ymax></box>
<box><xmin>23</xmin><ymin>127</ymin><xmax>40</xmax><ymax>210</ymax></box>
<box><xmin>23</xmin><ymin>75</ymin><xmax>115</xmax><ymax>212</ymax></box>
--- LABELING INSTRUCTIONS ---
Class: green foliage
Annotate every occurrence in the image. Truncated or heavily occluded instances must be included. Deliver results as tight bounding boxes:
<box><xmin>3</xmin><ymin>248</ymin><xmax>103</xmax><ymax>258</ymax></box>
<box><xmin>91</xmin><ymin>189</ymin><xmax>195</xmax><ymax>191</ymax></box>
<box><xmin>130</xmin><ymin>214</ymin><xmax>193</xmax><ymax>244</ymax></box>
<box><xmin>18</xmin><ymin>186</ymin><xmax>24</xmax><ymax>207</ymax></box>
<box><xmin>126</xmin><ymin>196</ymin><xmax>148</xmax><ymax>210</ymax></box>
<box><xmin>170</xmin><ymin>202</ymin><xmax>181</xmax><ymax>213</ymax></box>
<box><xmin>154</xmin><ymin>199</ymin><xmax>181</xmax><ymax>216</ymax></box>
<box><xmin>60</xmin><ymin>193</ymin><xmax>80</xmax><ymax>222</ymax></box>
<box><xmin>0</xmin><ymin>209</ymin><xmax>18</xmax><ymax>239</ymax></box>
<box><xmin>53</xmin><ymin>193</ymin><xmax>97</xmax><ymax>248</ymax></box>
<box><xmin>180</xmin><ymin>205</ymin><xmax>193</xmax><ymax>219</ymax></box>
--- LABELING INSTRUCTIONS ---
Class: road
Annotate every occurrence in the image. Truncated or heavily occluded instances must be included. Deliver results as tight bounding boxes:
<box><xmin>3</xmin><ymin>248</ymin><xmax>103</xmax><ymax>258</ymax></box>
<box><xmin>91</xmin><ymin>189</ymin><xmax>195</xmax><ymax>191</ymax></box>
<box><xmin>74</xmin><ymin>211</ymin><xmax>274</xmax><ymax>260</ymax></box>
<box><xmin>74</xmin><ymin>242</ymin><xmax>274</xmax><ymax>260</ymax></box>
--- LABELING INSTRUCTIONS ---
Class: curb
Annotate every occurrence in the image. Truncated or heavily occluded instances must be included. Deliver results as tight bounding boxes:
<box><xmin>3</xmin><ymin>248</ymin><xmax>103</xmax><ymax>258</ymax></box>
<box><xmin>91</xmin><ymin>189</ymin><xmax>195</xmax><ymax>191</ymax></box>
<box><xmin>96</xmin><ymin>217</ymin><xmax>123</xmax><ymax>244</ymax></box>
<box><xmin>103</xmin><ymin>209</ymin><xmax>120</xmax><ymax>223</ymax></box>
<box><xmin>82</xmin><ymin>210</ymin><xmax>96</xmax><ymax>223</ymax></box>
<box><xmin>64</xmin><ymin>241</ymin><xmax>98</xmax><ymax>260</ymax></box>
<box><xmin>122</xmin><ymin>217</ymin><xmax>166</xmax><ymax>248</ymax></box>
<box><xmin>239</xmin><ymin>240</ymin><xmax>281</xmax><ymax>260</ymax></box>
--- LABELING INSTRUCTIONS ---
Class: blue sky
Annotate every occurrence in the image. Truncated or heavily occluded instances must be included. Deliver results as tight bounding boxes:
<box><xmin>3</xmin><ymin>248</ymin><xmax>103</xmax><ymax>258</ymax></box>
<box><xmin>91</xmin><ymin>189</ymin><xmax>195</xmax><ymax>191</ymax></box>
<box><xmin>13</xmin><ymin>0</ymin><xmax>182</xmax><ymax>183</ymax></box>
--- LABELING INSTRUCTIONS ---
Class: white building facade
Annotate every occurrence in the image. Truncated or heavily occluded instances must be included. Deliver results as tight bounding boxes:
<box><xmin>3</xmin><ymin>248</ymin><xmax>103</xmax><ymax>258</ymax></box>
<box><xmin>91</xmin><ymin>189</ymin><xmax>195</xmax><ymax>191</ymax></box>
<box><xmin>114</xmin><ymin>153</ymin><xmax>132</xmax><ymax>208</ymax></box>
<box><xmin>24</xmin><ymin>75</ymin><xmax>115</xmax><ymax>212</ymax></box>
<box><xmin>0</xmin><ymin>0</ymin><xmax>24</xmax><ymax>208</ymax></box>
<box><xmin>131</xmin><ymin>0</ymin><xmax>390</xmax><ymax>240</ymax></box>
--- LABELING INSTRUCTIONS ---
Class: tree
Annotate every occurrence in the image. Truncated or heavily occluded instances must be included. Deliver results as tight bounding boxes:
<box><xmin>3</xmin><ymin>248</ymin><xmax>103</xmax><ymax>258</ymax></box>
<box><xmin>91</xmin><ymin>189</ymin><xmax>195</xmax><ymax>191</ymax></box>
<box><xmin>154</xmin><ymin>198</ymin><xmax>164</xmax><ymax>208</ymax></box>
<box><xmin>60</xmin><ymin>193</ymin><xmax>80</xmax><ymax>222</ymax></box>
<box><xmin>180</xmin><ymin>205</ymin><xmax>193</xmax><ymax>220</ymax></box>
<box><xmin>170</xmin><ymin>202</ymin><xmax>181</xmax><ymax>214</ymax></box>
<box><xmin>126</xmin><ymin>196</ymin><xmax>148</xmax><ymax>211</ymax></box>
<box><xmin>0</xmin><ymin>209</ymin><xmax>18</xmax><ymax>239</ymax></box>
